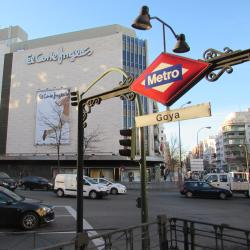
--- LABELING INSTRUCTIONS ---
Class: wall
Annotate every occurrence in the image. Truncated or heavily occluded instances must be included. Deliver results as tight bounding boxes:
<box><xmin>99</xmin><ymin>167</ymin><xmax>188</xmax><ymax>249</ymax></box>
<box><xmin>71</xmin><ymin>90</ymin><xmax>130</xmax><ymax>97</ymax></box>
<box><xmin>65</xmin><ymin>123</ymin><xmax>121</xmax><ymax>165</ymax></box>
<box><xmin>6</xmin><ymin>32</ymin><xmax>124</xmax><ymax>155</ymax></box>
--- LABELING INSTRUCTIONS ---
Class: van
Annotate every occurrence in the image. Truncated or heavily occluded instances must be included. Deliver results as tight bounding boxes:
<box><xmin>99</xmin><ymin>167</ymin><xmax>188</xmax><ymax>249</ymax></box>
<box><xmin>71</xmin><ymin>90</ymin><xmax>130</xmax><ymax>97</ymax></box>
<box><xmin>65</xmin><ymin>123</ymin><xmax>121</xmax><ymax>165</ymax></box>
<box><xmin>204</xmin><ymin>172</ymin><xmax>249</xmax><ymax>196</ymax></box>
<box><xmin>54</xmin><ymin>174</ymin><xmax>109</xmax><ymax>199</ymax></box>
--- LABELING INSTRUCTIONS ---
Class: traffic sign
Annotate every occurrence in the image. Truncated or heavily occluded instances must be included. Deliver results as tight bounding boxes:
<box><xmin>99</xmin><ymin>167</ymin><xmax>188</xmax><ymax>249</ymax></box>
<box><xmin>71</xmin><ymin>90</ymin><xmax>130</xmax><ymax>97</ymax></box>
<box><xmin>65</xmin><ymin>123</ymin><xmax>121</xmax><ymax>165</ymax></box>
<box><xmin>135</xmin><ymin>102</ymin><xmax>211</xmax><ymax>128</ymax></box>
<box><xmin>130</xmin><ymin>53</ymin><xmax>211</xmax><ymax>106</ymax></box>
<box><xmin>190</xmin><ymin>159</ymin><xmax>204</xmax><ymax>172</ymax></box>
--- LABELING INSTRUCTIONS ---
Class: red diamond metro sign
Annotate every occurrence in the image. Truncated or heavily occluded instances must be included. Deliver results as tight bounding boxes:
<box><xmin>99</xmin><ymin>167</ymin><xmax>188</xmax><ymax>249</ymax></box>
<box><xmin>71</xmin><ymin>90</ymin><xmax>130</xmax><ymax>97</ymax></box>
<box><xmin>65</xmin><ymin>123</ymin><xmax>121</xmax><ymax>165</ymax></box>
<box><xmin>130</xmin><ymin>53</ymin><xmax>211</xmax><ymax>106</ymax></box>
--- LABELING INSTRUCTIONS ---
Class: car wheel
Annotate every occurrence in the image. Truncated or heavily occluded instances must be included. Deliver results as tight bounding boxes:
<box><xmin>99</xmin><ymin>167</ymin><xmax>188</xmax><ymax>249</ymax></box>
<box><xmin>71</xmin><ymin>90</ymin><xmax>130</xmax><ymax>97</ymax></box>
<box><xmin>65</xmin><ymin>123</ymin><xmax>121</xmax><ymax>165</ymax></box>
<box><xmin>244</xmin><ymin>191</ymin><xmax>249</xmax><ymax>197</ymax></box>
<box><xmin>89</xmin><ymin>191</ymin><xmax>97</xmax><ymax>199</ymax></box>
<box><xmin>111</xmin><ymin>188</ymin><xmax>118</xmax><ymax>195</ymax></box>
<box><xmin>56</xmin><ymin>189</ymin><xmax>64</xmax><ymax>197</ymax></box>
<box><xmin>185</xmin><ymin>191</ymin><xmax>193</xmax><ymax>198</ymax></box>
<box><xmin>219</xmin><ymin>192</ymin><xmax>227</xmax><ymax>200</ymax></box>
<box><xmin>21</xmin><ymin>212</ymin><xmax>39</xmax><ymax>230</ymax></box>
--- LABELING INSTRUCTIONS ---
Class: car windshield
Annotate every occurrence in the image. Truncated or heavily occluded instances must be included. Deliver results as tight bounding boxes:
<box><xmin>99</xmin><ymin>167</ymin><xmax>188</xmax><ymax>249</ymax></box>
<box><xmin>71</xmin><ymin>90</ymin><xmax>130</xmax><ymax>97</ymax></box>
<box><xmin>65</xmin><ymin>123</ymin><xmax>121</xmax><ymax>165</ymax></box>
<box><xmin>1</xmin><ymin>188</ymin><xmax>23</xmax><ymax>201</ymax></box>
<box><xmin>84</xmin><ymin>177</ymin><xmax>98</xmax><ymax>184</ymax></box>
<box><xmin>0</xmin><ymin>172</ymin><xmax>10</xmax><ymax>178</ymax></box>
<box><xmin>37</xmin><ymin>177</ymin><xmax>48</xmax><ymax>182</ymax></box>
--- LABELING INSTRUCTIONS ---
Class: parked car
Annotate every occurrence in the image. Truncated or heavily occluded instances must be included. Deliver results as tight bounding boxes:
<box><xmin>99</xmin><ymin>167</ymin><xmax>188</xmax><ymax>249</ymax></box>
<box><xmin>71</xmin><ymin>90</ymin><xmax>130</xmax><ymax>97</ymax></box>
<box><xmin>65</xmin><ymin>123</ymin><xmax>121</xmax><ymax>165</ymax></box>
<box><xmin>180</xmin><ymin>181</ymin><xmax>232</xmax><ymax>200</ymax></box>
<box><xmin>19</xmin><ymin>176</ymin><xmax>53</xmax><ymax>190</ymax></box>
<box><xmin>93</xmin><ymin>177</ymin><xmax>127</xmax><ymax>195</ymax></box>
<box><xmin>54</xmin><ymin>174</ymin><xmax>109</xmax><ymax>199</ymax></box>
<box><xmin>0</xmin><ymin>172</ymin><xmax>17</xmax><ymax>191</ymax></box>
<box><xmin>0</xmin><ymin>186</ymin><xmax>55</xmax><ymax>230</ymax></box>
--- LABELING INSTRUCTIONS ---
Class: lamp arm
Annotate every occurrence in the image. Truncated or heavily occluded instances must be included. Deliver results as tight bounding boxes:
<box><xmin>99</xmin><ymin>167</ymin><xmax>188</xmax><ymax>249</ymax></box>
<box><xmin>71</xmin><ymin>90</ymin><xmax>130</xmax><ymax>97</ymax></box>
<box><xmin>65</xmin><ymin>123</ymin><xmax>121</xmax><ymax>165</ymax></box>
<box><xmin>151</xmin><ymin>16</ymin><xmax>178</xmax><ymax>39</ymax></box>
<box><xmin>80</xmin><ymin>67</ymin><xmax>129</xmax><ymax>98</ymax></box>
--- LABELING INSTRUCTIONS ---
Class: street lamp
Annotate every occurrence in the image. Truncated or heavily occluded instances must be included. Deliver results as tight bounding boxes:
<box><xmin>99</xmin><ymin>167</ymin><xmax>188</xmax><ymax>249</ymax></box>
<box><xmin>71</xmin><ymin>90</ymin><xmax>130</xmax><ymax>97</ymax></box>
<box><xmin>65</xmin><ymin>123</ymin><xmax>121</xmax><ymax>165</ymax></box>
<box><xmin>178</xmin><ymin>101</ymin><xmax>191</xmax><ymax>180</ymax></box>
<box><xmin>132</xmin><ymin>6</ymin><xmax>190</xmax><ymax>53</ymax></box>
<box><xmin>197</xmin><ymin>126</ymin><xmax>211</xmax><ymax>158</ymax></box>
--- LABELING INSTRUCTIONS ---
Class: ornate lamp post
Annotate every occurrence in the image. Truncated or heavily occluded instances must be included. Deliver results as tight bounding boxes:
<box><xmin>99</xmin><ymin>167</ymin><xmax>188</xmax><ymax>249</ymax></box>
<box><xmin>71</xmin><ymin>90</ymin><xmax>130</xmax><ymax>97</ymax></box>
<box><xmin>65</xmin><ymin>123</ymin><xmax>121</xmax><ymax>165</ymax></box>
<box><xmin>196</xmin><ymin>126</ymin><xmax>211</xmax><ymax>158</ymax></box>
<box><xmin>132</xmin><ymin>6</ymin><xmax>190</xmax><ymax>53</ymax></box>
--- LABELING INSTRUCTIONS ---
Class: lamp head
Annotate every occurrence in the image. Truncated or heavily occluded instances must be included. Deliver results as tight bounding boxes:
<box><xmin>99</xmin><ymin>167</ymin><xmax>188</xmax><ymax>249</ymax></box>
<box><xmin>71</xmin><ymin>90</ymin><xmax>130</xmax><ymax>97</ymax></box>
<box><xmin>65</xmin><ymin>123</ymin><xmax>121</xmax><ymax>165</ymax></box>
<box><xmin>173</xmin><ymin>34</ymin><xmax>190</xmax><ymax>53</ymax></box>
<box><xmin>132</xmin><ymin>6</ymin><xmax>152</xmax><ymax>30</ymax></box>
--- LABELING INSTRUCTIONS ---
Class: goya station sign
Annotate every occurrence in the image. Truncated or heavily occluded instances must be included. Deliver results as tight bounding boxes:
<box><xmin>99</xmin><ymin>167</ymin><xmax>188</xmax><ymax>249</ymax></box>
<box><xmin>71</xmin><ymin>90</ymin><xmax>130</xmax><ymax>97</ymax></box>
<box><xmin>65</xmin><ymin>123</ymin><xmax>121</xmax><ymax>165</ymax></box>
<box><xmin>135</xmin><ymin>102</ymin><xmax>211</xmax><ymax>128</ymax></box>
<box><xmin>131</xmin><ymin>53</ymin><xmax>211</xmax><ymax>106</ymax></box>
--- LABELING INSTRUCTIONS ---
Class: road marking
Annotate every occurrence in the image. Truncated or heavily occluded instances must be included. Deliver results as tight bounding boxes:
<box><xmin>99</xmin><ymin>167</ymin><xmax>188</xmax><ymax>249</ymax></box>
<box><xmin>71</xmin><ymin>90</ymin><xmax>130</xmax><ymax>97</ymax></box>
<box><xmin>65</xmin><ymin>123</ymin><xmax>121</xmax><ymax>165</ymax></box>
<box><xmin>55</xmin><ymin>214</ymin><xmax>72</xmax><ymax>217</ymax></box>
<box><xmin>64</xmin><ymin>206</ymin><xmax>105</xmax><ymax>249</ymax></box>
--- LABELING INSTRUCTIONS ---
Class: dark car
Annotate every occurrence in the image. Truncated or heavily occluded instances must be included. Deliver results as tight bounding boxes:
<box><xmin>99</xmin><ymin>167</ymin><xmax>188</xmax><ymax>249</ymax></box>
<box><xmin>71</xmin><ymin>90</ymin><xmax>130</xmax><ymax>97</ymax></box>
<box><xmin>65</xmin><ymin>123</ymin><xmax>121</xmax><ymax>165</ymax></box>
<box><xmin>0</xmin><ymin>172</ymin><xmax>17</xmax><ymax>191</ymax></box>
<box><xmin>0</xmin><ymin>186</ymin><xmax>54</xmax><ymax>230</ymax></box>
<box><xmin>20</xmin><ymin>176</ymin><xmax>53</xmax><ymax>190</ymax></box>
<box><xmin>180</xmin><ymin>181</ymin><xmax>232</xmax><ymax>200</ymax></box>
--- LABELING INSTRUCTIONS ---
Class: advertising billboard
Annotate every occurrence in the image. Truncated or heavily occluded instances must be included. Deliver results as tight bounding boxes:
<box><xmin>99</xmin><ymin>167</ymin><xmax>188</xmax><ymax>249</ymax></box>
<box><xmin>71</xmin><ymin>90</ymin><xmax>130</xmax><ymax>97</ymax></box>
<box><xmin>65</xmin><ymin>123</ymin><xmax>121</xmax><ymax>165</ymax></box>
<box><xmin>35</xmin><ymin>88</ymin><xmax>70</xmax><ymax>145</ymax></box>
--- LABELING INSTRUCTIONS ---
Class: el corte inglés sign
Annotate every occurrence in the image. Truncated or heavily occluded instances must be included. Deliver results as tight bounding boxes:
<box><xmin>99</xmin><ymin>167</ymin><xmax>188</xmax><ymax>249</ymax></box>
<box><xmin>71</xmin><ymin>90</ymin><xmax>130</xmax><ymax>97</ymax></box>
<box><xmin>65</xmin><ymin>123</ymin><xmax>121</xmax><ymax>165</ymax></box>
<box><xmin>26</xmin><ymin>47</ymin><xmax>93</xmax><ymax>65</ymax></box>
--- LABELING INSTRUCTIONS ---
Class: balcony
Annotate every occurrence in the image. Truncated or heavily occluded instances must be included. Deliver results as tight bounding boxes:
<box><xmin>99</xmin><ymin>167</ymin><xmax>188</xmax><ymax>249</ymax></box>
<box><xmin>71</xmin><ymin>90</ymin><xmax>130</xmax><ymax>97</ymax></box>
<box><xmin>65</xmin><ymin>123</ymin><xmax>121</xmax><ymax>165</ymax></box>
<box><xmin>223</xmin><ymin>126</ymin><xmax>245</xmax><ymax>132</ymax></box>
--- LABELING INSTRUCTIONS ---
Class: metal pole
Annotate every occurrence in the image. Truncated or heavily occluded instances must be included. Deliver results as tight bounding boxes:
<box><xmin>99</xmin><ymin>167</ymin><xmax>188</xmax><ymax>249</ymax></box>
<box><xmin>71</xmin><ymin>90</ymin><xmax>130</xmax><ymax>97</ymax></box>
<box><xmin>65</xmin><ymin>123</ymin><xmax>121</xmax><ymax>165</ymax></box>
<box><xmin>136</xmin><ymin>95</ymin><xmax>149</xmax><ymax>249</ymax></box>
<box><xmin>243</xmin><ymin>145</ymin><xmax>250</xmax><ymax>197</ymax></box>
<box><xmin>178</xmin><ymin>120</ymin><xmax>182</xmax><ymax>179</ymax></box>
<box><xmin>162</xmin><ymin>23</ymin><xmax>166</xmax><ymax>53</ymax></box>
<box><xmin>77</xmin><ymin>100</ymin><xmax>84</xmax><ymax>237</ymax></box>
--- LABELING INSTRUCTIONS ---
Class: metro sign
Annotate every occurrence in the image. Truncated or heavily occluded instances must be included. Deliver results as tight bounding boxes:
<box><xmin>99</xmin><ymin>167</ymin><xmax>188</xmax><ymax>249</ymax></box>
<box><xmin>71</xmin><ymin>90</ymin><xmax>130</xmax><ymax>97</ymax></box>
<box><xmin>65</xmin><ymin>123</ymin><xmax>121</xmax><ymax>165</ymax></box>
<box><xmin>131</xmin><ymin>53</ymin><xmax>211</xmax><ymax>106</ymax></box>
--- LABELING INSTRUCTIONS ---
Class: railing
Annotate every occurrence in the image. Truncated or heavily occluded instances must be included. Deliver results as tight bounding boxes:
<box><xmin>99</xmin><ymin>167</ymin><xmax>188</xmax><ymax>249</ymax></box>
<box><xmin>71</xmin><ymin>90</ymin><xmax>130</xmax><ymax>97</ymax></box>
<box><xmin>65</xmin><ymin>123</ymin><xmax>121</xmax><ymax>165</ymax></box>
<box><xmin>1</xmin><ymin>216</ymin><xmax>250</xmax><ymax>250</ymax></box>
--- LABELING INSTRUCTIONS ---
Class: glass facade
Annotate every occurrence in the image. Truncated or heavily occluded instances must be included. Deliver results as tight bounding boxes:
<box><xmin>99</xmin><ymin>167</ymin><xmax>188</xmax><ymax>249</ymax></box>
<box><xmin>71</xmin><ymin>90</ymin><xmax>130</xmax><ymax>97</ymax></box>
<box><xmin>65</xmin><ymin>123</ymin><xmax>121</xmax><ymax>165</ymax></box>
<box><xmin>122</xmin><ymin>35</ymin><xmax>149</xmax><ymax>153</ymax></box>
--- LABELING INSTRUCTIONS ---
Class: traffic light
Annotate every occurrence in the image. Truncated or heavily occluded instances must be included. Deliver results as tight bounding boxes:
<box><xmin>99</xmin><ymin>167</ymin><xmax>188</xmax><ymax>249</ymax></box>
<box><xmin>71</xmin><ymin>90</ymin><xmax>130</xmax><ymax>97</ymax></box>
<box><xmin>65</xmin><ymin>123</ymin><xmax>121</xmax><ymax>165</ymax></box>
<box><xmin>119</xmin><ymin>127</ymin><xmax>136</xmax><ymax>160</ymax></box>
<box><xmin>70</xmin><ymin>91</ymin><xmax>79</xmax><ymax>106</ymax></box>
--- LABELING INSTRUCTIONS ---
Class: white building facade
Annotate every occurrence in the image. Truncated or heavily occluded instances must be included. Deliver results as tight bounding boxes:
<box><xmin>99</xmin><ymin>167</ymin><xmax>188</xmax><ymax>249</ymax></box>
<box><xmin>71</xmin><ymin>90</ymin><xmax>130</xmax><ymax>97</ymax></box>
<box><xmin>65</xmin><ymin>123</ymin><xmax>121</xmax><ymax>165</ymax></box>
<box><xmin>0</xmin><ymin>25</ymin><xmax>163</xmax><ymax>181</ymax></box>
<box><xmin>216</xmin><ymin>109</ymin><xmax>250</xmax><ymax>172</ymax></box>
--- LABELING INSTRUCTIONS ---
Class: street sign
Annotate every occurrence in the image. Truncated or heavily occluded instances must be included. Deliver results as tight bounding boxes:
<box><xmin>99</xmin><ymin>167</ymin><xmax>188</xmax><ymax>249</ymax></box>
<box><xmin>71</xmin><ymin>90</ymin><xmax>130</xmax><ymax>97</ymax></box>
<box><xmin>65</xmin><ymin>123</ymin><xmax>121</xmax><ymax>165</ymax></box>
<box><xmin>190</xmin><ymin>159</ymin><xmax>204</xmax><ymax>172</ymax></box>
<box><xmin>135</xmin><ymin>102</ymin><xmax>211</xmax><ymax>128</ymax></box>
<box><xmin>130</xmin><ymin>53</ymin><xmax>211</xmax><ymax>106</ymax></box>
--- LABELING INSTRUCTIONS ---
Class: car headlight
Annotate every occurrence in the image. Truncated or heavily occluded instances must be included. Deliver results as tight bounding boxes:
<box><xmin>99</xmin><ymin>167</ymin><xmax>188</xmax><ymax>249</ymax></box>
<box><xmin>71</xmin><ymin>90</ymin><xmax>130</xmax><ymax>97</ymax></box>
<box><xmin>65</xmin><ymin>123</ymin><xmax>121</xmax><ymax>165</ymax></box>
<box><xmin>36</xmin><ymin>207</ymin><xmax>52</xmax><ymax>216</ymax></box>
<box><xmin>2</xmin><ymin>182</ymin><xmax>8</xmax><ymax>186</ymax></box>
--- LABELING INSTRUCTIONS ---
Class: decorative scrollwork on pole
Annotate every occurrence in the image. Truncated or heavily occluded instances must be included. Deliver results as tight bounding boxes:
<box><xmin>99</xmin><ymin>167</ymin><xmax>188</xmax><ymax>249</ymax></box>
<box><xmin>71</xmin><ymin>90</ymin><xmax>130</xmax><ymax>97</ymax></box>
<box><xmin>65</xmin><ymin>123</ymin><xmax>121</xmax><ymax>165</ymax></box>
<box><xmin>203</xmin><ymin>47</ymin><xmax>234</xmax><ymax>60</ymax></box>
<box><xmin>82</xmin><ymin>97</ymin><xmax>102</xmax><ymax>127</ymax></box>
<box><xmin>205</xmin><ymin>65</ymin><xmax>233</xmax><ymax>82</ymax></box>
<box><xmin>120</xmin><ymin>91</ymin><xmax>136</xmax><ymax>101</ymax></box>
<box><xmin>202</xmin><ymin>47</ymin><xmax>250</xmax><ymax>82</ymax></box>
<box><xmin>119</xmin><ymin>75</ymin><xmax>134</xmax><ymax>87</ymax></box>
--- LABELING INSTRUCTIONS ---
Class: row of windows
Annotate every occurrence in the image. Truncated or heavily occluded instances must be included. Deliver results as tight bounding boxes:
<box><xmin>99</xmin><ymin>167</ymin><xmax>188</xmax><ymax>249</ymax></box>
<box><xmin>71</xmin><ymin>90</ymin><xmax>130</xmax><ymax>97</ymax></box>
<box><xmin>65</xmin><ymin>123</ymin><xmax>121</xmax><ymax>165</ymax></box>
<box><xmin>122</xmin><ymin>35</ymin><xmax>150</xmax><ymax>154</ymax></box>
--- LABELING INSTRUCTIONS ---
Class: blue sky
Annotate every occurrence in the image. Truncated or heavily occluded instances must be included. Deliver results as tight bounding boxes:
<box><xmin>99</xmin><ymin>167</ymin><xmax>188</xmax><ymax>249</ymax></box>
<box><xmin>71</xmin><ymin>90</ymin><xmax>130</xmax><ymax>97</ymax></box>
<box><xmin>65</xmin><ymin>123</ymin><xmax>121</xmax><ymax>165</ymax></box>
<box><xmin>1</xmin><ymin>0</ymin><xmax>250</xmax><ymax>151</ymax></box>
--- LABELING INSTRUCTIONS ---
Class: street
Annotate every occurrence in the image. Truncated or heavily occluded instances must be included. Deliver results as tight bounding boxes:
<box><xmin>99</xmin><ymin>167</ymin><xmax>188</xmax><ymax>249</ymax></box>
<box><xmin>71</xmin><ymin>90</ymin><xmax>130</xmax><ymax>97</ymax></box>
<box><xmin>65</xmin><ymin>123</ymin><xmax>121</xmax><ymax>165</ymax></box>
<box><xmin>1</xmin><ymin>187</ymin><xmax>250</xmax><ymax>249</ymax></box>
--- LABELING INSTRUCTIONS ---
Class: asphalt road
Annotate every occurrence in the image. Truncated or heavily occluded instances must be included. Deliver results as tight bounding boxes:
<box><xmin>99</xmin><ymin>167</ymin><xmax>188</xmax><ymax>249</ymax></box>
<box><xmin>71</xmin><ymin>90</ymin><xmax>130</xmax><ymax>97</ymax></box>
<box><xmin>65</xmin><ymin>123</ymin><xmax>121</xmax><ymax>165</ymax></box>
<box><xmin>1</xmin><ymin>188</ymin><xmax>250</xmax><ymax>249</ymax></box>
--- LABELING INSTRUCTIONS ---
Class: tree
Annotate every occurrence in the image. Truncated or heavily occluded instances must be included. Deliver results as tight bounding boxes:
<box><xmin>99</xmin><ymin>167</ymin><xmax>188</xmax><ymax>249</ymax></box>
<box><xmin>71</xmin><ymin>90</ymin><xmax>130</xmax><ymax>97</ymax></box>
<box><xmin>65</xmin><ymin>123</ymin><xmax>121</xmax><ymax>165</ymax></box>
<box><xmin>164</xmin><ymin>135</ymin><xmax>189</xmax><ymax>182</ymax></box>
<box><xmin>39</xmin><ymin>102</ymin><xmax>102</xmax><ymax>174</ymax></box>
<box><xmin>38</xmin><ymin>102</ymin><xmax>70</xmax><ymax>174</ymax></box>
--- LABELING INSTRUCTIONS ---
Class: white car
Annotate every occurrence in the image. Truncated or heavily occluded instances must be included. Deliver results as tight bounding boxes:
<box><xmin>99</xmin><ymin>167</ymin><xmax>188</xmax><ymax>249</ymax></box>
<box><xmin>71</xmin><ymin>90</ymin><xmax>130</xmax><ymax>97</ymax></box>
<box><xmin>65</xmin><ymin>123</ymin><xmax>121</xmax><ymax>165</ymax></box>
<box><xmin>93</xmin><ymin>178</ymin><xmax>127</xmax><ymax>195</ymax></box>
<box><xmin>54</xmin><ymin>174</ymin><xmax>109</xmax><ymax>199</ymax></box>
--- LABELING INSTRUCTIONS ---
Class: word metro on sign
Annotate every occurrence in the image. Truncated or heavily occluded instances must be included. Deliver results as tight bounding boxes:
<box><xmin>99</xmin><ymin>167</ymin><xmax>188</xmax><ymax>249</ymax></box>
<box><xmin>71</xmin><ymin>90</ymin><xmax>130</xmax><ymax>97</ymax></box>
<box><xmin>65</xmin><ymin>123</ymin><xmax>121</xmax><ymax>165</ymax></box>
<box><xmin>145</xmin><ymin>64</ymin><xmax>183</xmax><ymax>88</ymax></box>
<box><xmin>135</xmin><ymin>103</ymin><xmax>211</xmax><ymax>128</ymax></box>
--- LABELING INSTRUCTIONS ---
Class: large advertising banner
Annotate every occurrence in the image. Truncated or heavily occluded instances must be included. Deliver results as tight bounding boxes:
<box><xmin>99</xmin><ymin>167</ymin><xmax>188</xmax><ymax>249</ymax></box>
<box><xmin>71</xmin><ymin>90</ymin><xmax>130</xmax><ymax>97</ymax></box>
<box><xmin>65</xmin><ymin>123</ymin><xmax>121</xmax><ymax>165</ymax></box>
<box><xmin>35</xmin><ymin>88</ymin><xmax>70</xmax><ymax>145</ymax></box>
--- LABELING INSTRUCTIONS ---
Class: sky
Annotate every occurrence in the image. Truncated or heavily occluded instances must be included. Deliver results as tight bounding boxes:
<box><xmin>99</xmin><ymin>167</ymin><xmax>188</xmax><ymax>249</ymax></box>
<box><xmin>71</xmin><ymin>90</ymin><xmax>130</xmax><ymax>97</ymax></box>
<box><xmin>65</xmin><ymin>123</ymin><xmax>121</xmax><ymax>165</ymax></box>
<box><xmin>1</xmin><ymin>0</ymin><xmax>250</xmax><ymax>152</ymax></box>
